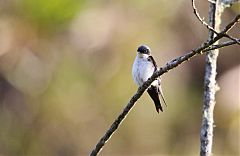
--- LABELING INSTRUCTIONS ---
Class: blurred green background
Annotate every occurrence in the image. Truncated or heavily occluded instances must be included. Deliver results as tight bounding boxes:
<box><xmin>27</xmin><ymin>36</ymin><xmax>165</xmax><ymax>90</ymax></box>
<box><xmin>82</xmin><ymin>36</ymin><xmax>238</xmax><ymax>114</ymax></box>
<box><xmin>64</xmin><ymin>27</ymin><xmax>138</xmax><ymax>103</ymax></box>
<box><xmin>0</xmin><ymin>0</ymin><xmax>239</xmax><ymax>155</ymax></box>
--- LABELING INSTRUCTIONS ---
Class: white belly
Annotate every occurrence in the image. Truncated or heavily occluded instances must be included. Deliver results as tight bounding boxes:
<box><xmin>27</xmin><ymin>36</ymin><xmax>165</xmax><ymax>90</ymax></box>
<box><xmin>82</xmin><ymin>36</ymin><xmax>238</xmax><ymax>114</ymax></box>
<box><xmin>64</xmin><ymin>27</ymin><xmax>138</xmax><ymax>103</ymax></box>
<box><xmin>132</xmin><ymin>56</ymin><xmax>155</xmax><ymax>86</ymax></box>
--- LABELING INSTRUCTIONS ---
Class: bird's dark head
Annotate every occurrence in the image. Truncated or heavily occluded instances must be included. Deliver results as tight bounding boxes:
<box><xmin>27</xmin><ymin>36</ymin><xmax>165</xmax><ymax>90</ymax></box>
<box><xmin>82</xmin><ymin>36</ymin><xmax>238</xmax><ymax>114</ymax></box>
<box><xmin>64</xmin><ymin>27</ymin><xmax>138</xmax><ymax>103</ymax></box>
<box><xmin>137</xmin><ymin>45</ymin><xmax>151</xmax><ymax>55</ymax></box>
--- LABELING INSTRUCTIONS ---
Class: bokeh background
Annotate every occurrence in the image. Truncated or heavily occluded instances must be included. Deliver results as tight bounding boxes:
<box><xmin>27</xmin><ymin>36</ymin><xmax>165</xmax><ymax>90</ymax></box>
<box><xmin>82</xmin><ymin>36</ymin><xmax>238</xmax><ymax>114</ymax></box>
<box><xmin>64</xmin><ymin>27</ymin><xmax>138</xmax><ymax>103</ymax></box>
<box><xmin>0</xmin><ymin>0</ymin><xmax>239</xmax><ymax>155</ymax></box>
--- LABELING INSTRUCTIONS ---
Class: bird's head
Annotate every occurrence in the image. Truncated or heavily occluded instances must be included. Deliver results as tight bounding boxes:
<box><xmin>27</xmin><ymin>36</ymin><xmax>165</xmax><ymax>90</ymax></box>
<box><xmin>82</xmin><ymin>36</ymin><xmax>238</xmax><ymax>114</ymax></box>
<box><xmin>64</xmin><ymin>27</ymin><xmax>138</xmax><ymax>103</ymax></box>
<box><xmin>137</xmin><ymin>45</ymin><xmax>151</xmax><ymax>55</ymax></box>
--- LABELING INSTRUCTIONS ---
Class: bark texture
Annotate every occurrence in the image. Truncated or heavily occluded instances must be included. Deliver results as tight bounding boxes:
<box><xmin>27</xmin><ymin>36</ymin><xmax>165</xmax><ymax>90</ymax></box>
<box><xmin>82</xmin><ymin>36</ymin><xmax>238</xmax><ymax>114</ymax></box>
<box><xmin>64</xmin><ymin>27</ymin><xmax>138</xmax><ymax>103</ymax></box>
<box><xmin>200</xmin><ymin>1</ymin><xmax>224</xmax><ymax>156</ymax></box>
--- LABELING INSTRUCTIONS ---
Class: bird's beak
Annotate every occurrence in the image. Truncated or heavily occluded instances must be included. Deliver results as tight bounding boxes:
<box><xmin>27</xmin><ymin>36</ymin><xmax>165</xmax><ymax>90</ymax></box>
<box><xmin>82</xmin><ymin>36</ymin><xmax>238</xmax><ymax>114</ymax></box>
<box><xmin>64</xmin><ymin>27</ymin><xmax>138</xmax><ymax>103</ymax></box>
<box><xmin>137</xmin><ymin>52</ymin><xmax>142</xmax><ymax>55</ymax></box>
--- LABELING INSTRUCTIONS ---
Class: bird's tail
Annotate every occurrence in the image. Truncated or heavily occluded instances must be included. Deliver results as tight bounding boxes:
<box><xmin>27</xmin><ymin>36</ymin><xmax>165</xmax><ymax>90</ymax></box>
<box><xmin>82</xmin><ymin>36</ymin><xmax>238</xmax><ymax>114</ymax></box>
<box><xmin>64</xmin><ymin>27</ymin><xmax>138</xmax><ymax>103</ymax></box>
<box><xmin>147</xmin><ymin>86</ymin><xmax>163</xmax><ymax>113</ymax></box>
<box><xmin>158</xmin><ymin>84</ymin><xmax>167</xmax><ymax>107</ymax></box>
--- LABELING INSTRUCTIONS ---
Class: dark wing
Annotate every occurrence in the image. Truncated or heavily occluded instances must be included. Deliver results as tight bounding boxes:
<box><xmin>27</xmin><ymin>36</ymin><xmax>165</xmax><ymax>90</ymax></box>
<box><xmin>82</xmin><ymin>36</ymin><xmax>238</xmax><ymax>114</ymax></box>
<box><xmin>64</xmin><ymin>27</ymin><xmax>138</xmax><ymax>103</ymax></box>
<box><xmin>147</xmin><ymin>55</ymin><xmax>158</xmax><ymax>71</ymax></box>
<box><xmin>147</xmin><ymin>85</ymin><xmax>163</xmax><ymax>113</ymax></box>
<box><xmin>158</xmin><ymin>79</ymin><xmax>167</xmax><ymax>107</ymax></box>
<box><xmin>147</xmin><ymin>55</ymin><xmax>167</xmax><ymax>112</ymax></box>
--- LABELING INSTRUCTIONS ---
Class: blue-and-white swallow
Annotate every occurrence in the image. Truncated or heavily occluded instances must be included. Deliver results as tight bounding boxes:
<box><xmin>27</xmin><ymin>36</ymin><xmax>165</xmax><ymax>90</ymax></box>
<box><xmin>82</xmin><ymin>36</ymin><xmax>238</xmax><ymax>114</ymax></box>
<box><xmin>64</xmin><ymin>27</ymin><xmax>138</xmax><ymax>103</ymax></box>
<box><xmin>132</xmin><ymin>45</ymin><xmax>167</xmax><ymax>113</ymax></box>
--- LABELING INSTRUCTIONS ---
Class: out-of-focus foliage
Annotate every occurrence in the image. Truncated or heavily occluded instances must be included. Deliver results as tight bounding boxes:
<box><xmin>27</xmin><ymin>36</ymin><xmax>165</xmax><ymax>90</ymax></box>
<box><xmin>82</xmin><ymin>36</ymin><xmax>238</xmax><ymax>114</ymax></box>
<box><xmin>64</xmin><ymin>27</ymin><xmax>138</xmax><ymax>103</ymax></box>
<box><xmin>18</xmin><ymin>0</ymin><xmax>85</xmax><ymax>32</ymax></box>
<box><xmin>0</xmin><ymin>0</ymin><xmax>239</xmax><ymax>155</ymax></box>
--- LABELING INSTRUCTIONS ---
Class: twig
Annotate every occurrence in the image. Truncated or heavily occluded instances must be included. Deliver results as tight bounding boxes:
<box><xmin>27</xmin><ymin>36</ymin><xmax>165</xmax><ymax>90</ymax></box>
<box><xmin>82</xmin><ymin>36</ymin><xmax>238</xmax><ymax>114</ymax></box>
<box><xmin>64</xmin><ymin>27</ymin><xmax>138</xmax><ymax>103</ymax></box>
<box><xmin>221</xmin><ymin>35</ymin><xmax>240</xmax><ymax>45</ymax></box>
<box><xmin>222</xmin><ymin>14</ymin><xmax>240</xmax><ymax>33</ymax></box>
<box><xmin>219</xmin><ymin>14</ymin><xmax>240</xmax><ymax>44</ymax></box>
<box><xmin>89</xmin><ymin>15</ymin><xmax>240</xmax><ymax>156</ymax></box>
<box><xmin>208</xmin><ymin>0</ymin><xmax>216</xmax><ymax>4</ymax></box>
<box><xmin>203</xmin><ymin>39</ymin><xmax>240</xmax><ymax>51</ymax></box>
<box><xmin>192</xmin><ymin>0</ymin><xmax>218</xmax><ymax>33</ymax></box>
<box><xmin>192</xmin><ymin>0</ymin><xmax>240</xmax><ymax>45</ymax></box>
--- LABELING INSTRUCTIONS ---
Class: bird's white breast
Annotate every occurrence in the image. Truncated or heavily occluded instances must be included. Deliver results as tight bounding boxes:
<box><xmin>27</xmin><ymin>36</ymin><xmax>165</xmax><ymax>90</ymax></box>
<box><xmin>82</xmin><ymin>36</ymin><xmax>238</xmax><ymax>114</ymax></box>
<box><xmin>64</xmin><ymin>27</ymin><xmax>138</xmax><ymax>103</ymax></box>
<box><xmin>132</xmin><ymin>54</ymin><xmax>155</xmax><ymax>86</ymax></box>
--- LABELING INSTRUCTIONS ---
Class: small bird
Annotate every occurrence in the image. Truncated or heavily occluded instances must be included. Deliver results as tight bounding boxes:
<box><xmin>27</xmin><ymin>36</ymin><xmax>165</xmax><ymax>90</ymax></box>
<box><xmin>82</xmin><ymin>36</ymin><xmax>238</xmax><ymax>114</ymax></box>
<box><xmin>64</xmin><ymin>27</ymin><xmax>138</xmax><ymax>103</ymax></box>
<box><xmin>132</xmin><ymin>45</ymin><xmax>167</xmax><ymax>113</ymax></box>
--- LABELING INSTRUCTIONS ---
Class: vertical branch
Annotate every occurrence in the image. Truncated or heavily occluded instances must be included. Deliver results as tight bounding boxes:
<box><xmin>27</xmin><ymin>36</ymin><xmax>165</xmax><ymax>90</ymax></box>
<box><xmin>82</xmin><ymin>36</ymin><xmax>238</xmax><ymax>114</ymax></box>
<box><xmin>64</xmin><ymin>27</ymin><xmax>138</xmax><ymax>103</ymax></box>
<box><xmin>200</xmin><ymin>1</ymin><xmax>224</xmax><ymax>156</ymax></box>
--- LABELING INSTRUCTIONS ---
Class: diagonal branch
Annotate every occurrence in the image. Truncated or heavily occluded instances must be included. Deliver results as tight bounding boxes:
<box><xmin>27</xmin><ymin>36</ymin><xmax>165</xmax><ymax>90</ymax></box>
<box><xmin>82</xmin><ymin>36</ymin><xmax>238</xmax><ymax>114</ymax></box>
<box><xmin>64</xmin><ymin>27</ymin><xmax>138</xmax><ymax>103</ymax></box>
<box><xmin>221</xmin><ymin>34</ymin><xmax>240</xmax><ymax>45</ymax></box>
<box><xmin>89</xmin><ymin>15</ymin><xmax>240</xmax><ymax>156</ymax></box>
<box><xmin>192</xmin><ymin>0</ymin><xmax>240</xmax><ymax>45</ymax></box>
<box><xmin>222</xmin><ymin>14</ymin><xmax>240</xmax><ymax>33</ymax></box>
<box><xmin>203</xmin><ymin>39</ymin><xmax>240</xmax><ymax>51</ymax></box>
<box><xmin>192</xmin><ymin>0</ymin><xmax>217</xmax><ymax>33</ymax></box>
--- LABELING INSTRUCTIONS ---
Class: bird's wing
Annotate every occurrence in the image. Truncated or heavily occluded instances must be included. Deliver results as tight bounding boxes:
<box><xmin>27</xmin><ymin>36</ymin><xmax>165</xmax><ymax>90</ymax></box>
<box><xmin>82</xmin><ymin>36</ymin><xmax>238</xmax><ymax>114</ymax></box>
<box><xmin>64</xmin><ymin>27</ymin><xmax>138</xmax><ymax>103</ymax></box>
<box><xmin>147</xmin><ymin>85</ymin><xmax>163</xmax><ymax>113</ymax></box>
<box><xmin>148</xmin><ymin>55</ymin><xmax>167</xmax><ymax>109</ymax></box>
<box><xmin>158</xmin><ymin>79</ymin><xmax>167</xmax><ymax>107</ymax></box>
<box><xmin>147</xmin><ymin>55</ymin><xmax>158</xmax><ymax>71</ymax></box>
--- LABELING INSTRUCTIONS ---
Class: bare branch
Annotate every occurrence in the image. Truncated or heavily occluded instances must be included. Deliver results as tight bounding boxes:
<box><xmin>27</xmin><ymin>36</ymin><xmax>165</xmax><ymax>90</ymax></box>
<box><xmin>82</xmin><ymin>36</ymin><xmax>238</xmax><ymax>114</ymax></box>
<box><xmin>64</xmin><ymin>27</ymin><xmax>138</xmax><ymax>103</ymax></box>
<box><xmin>222</xmin><ymin>35</ymin><xmax>240</xmax><ymax>45</ymax></box>
<box><xmin>222</xmin><ymin>14</ymin><xmax>240</xmax><ymax>33</ymax></box>
<box><xmin>220</xmin><ymin>14</ymin><xmax>240</xmax><ymax>44</ymax></box>
<box><xmin>203</xmin><ymin>39</ymin><xmax>240</xmax><ymax>51</ymax></box>
<box><xmin>192</xmin><ymin>0</ymin><xmax>240</xmax><ymax>45</ymax></box>
<box><xmin>90</xmin><ymin>15</ymin><xmax>240</xmax><ymax>156</ymax></box>
<box><xmin>192</xmin><ymin>0</ymin><xmax>218</xmax><ymax>33</ymax></box>
<box><xmin>208</xmin><ymin>0</ymin><xmax>216</xmax><ymax>4</ymax></box>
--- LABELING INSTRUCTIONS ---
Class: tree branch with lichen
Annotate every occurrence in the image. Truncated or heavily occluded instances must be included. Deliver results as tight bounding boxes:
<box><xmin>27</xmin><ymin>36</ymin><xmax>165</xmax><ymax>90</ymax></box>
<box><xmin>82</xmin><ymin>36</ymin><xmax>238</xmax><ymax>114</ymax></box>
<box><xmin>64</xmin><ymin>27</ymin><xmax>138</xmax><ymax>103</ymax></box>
<box><xmin>197</xmin><ymin>0</ymin><xmax>239</xmax><ymax>155</ymax></box>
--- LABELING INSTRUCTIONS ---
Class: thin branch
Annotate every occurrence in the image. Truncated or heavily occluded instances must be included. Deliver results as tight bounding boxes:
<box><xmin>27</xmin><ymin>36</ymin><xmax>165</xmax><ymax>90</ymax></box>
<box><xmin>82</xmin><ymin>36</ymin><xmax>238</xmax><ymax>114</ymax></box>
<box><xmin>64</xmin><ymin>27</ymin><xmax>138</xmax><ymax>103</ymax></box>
<box><xmin>221</xmin><ymin>34</ymin><xmax>240</xmax><ymax>45</ymax></box>
<box><xmin>222</xmin><ymin>14</ymin><xmax>240</xmax><ymax>33</ymax></box>
<box><xmin>192</xmin><ymin>0</ymin><xmax>240</xmax><ymax>45</ymax></box>
<box><xmin>203</xmin><ymin>39</ymin><xmax>240</xmax><ymax>51</ymax></box>
<box><xmin>220</xmin><ymin>14</ymin><xmax>240</xmax><ymax>44</ymax></box>
<box><xmin>208</xmin><ymin>0</ymin><xmax>216</xmax><ymax>4</ymax></box>
<box><xmin>89</xmin><ymin>15</ymin><xmax>240</xmax><ymax>156</ymax></box>
<box><xmin>192</xmin><ymin>0</ymin><xmax>218</xmax><ymax>33</ymax></box>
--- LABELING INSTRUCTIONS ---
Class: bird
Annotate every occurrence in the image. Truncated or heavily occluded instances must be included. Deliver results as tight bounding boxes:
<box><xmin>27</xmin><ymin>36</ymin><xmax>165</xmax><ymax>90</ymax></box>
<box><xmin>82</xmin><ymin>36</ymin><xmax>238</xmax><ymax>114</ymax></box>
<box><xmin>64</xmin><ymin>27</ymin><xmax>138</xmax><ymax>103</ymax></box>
<box><xmin>132</xmin><ymin>44</ymin><xmax>167</xmax><ymax>113</ymax></box>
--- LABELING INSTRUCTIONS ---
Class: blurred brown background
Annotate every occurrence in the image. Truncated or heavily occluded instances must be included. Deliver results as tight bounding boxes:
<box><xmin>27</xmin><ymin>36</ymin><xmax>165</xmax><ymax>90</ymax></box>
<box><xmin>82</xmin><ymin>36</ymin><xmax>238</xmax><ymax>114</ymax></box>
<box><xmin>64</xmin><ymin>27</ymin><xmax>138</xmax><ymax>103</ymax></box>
<box><xmin>0</xmin><ymin>0</ymin><xmax>239</xmax><ymax>155</ymax></box>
